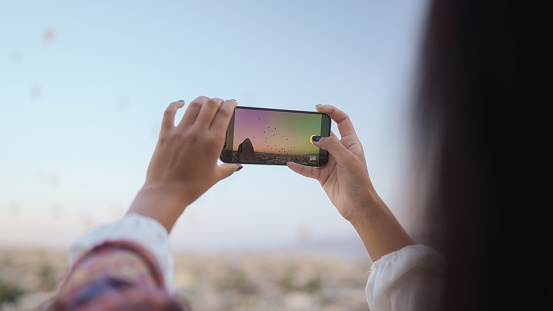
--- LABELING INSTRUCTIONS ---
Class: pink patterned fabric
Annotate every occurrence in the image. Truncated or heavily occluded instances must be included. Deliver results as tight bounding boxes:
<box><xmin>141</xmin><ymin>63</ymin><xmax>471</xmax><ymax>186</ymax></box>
<box><xmin>43</xmin><ymin>240</ymin><xmax>189</xmax><ymax>311</ymax></box>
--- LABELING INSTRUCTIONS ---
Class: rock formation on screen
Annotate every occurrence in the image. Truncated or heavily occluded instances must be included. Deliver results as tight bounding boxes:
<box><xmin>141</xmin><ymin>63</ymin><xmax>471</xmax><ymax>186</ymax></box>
<box><xmin>237</xmin><ymin>138</ymin><xmax>255</xmax><ymax>162</ymax></box>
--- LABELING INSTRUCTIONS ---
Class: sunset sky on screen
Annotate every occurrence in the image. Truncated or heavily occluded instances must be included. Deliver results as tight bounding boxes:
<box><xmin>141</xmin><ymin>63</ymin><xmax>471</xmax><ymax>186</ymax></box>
<box><xmin>233</xmin><ymin>108</ymin><xmax>322</xmax><ymax>155</ymax></box>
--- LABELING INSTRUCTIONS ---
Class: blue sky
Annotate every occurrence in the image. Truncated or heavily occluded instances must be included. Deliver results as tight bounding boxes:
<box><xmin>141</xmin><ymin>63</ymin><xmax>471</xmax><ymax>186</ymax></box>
<box><xmin>0</xmin><ymin>0</ymin><xmax>428</xmax><ymax>256</ymax></box>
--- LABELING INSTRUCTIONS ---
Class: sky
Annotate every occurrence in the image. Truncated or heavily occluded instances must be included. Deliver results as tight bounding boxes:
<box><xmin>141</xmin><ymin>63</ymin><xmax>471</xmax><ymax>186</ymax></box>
<box><xmin>0</xmin><ymin>0</ymin><xmax>429</xmax><ymax>259</ymax></box>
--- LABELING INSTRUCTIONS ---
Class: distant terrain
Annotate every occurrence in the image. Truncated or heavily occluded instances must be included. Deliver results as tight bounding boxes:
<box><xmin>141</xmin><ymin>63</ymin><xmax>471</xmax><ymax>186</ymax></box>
<box><xmin>230</xmin><ymin>150</ymin><xmax>317</xmax><ymax>165</ymax></box>
<box><xmin>0</xmin><ymin>248</ymin><xmax>370</xmax><ymax>311</ymax></box>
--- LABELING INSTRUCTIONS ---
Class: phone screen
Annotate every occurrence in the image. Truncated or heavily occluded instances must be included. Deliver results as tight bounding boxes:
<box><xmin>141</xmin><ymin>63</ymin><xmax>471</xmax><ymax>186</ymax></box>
<box><xmin>221</xmin><ymin>106</ymin><xmax>331</xmax><ymax>166</ymax></box>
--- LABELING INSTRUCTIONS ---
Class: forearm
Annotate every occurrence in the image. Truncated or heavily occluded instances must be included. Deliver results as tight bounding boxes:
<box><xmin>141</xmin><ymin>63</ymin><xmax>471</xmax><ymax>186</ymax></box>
<box><xmin>126</xmin><ymin>184</ymin><xmax>189</xmax><ymax>233</ymax></box>
<box><xmin>349</xmin><ymin>191</ymin><xmax>415</xmax><ymax>262</ymax></box>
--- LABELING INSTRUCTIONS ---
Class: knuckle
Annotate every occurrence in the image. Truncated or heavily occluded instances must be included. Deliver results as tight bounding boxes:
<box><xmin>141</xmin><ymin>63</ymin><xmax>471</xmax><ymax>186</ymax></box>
<box><xmin>319</xmin><ymin>136</ymin><xmax>334</xmax><ymax>145</ymax></box>
<box><xmin>185</xmin><ymin>128</ymin><xmax>203</xmax><ymax>141</ymax></box>
<box><xmin>164</xmin><ymin>107</ymin><xmax>174</xmax><ymax>117</ymax></box>
<box><xmin>189</xmin><ymin>96</ymin><xmax>208</xmax><ymax>107</ymax></box>
<box><xmin>338</xmin><ymin>115</ymin><xmax>351</xmax><ymax>125</ymax></box>
<box><xmin>158</xmin><ymin>132</ymin><xmax>171</xmax><ymax>145</ymax></box>
<box><xmin>188</xmin><ymin>100</ymin><xmax>202</xmax><ymax>109</ymax></box>
<box><xmin>336</xmin><ymin>113</ymin><xmax>350</xmax><ymax>124</ymax></box>
<box><xmin>199</xmin><ymin>130</ymin><xmax>215</xmax><ymax>141</ymax></box>
<box><xmin>206</xmin><ymin>98</ymin><xmax>223</xmax><ymax>107</ymax></box>
<box><xmin>218</xmin><ymin>106</ymin><xmax>233</xmax><ymax>118</ymax></box>
<box><xmin>193</xmin><ymin>96</ymin><xmax>209</xmax><ymax>102</ymax></box>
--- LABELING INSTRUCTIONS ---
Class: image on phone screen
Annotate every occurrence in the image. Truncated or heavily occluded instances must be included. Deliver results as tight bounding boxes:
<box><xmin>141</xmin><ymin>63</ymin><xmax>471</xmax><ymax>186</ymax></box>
<box><xmin>220</xmin><ymin>106</ymin><xmax>331</xmax><ymax>166</ymax></box>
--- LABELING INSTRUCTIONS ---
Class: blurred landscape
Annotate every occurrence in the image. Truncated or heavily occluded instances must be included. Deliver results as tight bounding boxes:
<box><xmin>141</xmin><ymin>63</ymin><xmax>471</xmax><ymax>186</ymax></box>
<box><xmin>0</xmin><ymin>248</ymin><xmax>370</xmax><ymax>311</ymax></box>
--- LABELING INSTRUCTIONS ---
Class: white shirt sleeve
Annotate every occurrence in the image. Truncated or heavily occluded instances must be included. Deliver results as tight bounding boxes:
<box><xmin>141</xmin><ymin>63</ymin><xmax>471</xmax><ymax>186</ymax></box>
<box><xmin>68</xmin><ymin>213</ymin><xmax>175</xmax><ymax>292</ymax></box>
<box><xmin>366</xmin><ymin>244</ymin><xmax>445</xmax><ymax>311</ymax></box>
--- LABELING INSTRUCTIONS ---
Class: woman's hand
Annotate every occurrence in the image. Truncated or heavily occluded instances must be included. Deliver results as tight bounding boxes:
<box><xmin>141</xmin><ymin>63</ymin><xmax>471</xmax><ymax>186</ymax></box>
<box><xmin>128</xmin><ymin>97</ymin><xmax>241</xmax><ymax>232</ymax></box>
<box><xmin>287</xmin><ymin>105</ymin><xmax>375</xmax><ymax>222</ymax></box>
<box><xmin>287</xmin><ymin>104</ymin><xmax>414</xmax><ymax>261</ymax></box>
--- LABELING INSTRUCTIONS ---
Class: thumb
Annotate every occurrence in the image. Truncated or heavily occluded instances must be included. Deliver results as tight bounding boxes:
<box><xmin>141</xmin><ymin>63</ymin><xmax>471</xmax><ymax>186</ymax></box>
<box><xmin>216</xmin><ymin>163</ymin><xmax>243</xmax><ymax>181</ymax></box>
<box><xmin>313</xmin><ymin>136</ymin><xmax>350</xmax><ymax>162</ymax></box>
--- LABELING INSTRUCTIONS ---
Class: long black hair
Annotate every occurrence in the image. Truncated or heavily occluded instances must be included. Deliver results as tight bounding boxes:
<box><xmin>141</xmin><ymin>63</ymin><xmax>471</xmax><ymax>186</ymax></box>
<box><xmin>415</xmin><ymin>0</ymin><xmax>550</xmax><ymax>310</ymax></box>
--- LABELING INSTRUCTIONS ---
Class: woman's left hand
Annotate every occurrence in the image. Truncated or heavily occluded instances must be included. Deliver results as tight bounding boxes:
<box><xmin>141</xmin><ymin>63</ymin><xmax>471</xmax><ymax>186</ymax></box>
<box><xmin>128</xmin><ymin>97</ymin><xmax>241</xmax><ymax>232</ymax></box>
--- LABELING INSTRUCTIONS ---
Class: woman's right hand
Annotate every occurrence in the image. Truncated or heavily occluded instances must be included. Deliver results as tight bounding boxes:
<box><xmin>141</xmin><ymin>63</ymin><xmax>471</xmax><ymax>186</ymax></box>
<box><xmin>288</xmin><ymin>104</ymin><xmax>414</xmax><ymax>261</ymax></box>
<box><xmin>287</xmin><ymin>104</ymin><xmax>378</xmax><ymax>222</ymax></box>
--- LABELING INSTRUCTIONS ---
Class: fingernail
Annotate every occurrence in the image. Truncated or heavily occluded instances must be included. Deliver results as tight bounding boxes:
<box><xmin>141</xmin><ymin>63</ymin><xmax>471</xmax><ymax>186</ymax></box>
<box><xmin>236</xmin><ymin>165</ymin><xmax>243</xmax><ymax>172</ymax></box>
<box><xmin>312</xmin><ymin>136</ymin><xmax>322</xmax><ymax>142</ymax></box>
<box><xmin>230</xmin><ymin>99</ymin><xmax>237</xmax><ymax>102</ymax></box>
<box><xmin>316</xmin><ymin>104</ymin><xmax>322</xmax><ymax>106</ymax></box>
<box><xmin>177</xmin><ymin>100</ymin><xmax>184</xmax><ymax>102</ymax></box>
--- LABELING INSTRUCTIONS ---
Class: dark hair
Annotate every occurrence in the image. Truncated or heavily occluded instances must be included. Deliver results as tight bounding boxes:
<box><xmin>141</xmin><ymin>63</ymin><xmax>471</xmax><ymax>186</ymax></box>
<box><xmin>415</xmin><ymin>0</ymin><xmax>550</xmax><ymax>310</ymax></box>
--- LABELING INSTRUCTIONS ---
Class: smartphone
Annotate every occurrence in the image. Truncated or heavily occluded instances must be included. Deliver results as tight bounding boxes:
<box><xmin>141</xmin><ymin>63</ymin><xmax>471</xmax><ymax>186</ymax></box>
<box><xmin>220</xmin><ymin>106</ymin><xmax>331</xmax><ymax>166</ymax></box>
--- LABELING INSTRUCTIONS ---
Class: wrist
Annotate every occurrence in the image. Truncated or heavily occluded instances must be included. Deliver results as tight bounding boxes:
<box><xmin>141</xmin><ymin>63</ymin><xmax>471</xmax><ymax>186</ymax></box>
<box><xmin>143</xmin><ymin>179</ymin><xmax>201</xmax><ymax>205</ymax></box>
<box><xmin>347</xmin><ymin>190</ymin><xmax>415</xmax><ymax>261</ymax></box>
<box><xmin>126</xmin><ymin>183</ymin><xmax>190</xmax><ymax>233</ymax></box>
<box><xmin>345</xmin><ymin>188</ymin><xmax>385</xmax><ymax>223</ymax></box>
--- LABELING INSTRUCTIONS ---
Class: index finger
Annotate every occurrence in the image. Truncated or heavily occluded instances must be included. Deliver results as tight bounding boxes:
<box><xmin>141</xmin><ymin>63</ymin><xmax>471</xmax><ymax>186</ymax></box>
<box><xmin>162</xmin><ymin>101</ymin><xmax>185</xmax><ymax>133</ymax></box>
<box><xmin>315</xmin><ymin>105</ymin><xmax>357</xmax><ymax>137</ymax></box>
